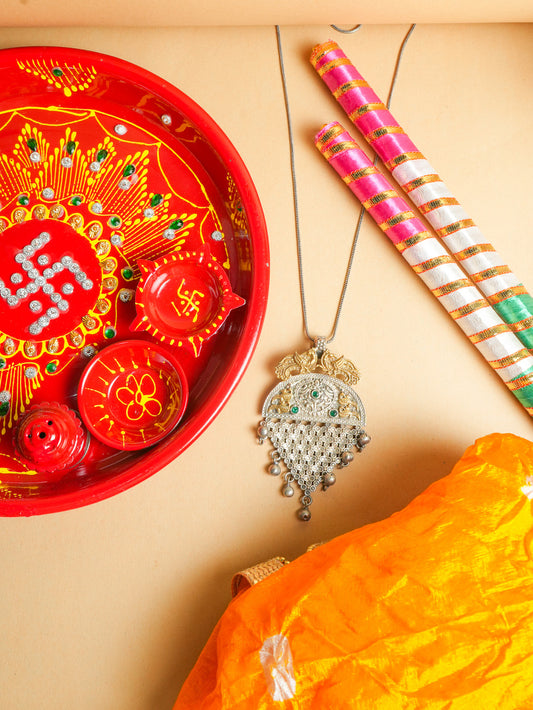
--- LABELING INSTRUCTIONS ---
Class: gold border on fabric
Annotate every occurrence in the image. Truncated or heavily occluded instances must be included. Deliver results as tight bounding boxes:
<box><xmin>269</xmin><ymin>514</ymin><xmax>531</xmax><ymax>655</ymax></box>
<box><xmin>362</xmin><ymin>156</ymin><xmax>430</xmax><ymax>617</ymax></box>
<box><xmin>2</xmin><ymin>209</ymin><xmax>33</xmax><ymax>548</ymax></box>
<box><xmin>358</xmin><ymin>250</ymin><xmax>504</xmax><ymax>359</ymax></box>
<box><xmin>510</xmin><ymin>316</ymin><xmax>533</xmax><ymax>332</ymax></box>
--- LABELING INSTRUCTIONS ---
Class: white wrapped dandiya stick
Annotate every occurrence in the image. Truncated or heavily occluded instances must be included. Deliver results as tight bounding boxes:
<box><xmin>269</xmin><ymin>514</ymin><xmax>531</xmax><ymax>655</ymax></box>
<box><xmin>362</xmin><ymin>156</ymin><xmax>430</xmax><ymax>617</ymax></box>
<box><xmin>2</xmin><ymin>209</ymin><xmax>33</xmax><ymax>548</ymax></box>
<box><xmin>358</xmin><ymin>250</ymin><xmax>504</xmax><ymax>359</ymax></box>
<box><xmin>310</xmin><ymin>40</ymin><xmax>533</xmax><ymax>354</ymax></box>
<box><xmin>315</xmin><ymin>122</ymin><xmax>533</xmax><ymax>415</ymax></box>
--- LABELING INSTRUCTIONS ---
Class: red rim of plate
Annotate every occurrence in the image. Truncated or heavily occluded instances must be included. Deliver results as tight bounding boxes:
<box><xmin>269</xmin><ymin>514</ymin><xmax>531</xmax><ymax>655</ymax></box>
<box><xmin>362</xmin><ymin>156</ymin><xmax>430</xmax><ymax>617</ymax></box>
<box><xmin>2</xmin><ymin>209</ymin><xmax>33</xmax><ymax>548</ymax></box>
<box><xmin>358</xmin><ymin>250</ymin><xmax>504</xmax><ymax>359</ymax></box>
<box><xmin>0</xmin><ymin>45</ymin><xmax>269</xmax><ymax>516</ymax></box>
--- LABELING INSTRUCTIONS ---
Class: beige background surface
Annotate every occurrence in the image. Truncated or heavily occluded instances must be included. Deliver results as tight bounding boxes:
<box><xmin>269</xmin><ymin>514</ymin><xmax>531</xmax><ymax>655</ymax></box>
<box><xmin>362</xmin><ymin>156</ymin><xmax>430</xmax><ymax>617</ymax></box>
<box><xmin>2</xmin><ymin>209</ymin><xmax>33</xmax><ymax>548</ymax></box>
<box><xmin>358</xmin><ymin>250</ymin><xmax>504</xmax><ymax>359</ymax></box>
<box><xmin>0</xmin><ymin>21</ymin><xmax>532</xmax><ymax>710</ymax></box>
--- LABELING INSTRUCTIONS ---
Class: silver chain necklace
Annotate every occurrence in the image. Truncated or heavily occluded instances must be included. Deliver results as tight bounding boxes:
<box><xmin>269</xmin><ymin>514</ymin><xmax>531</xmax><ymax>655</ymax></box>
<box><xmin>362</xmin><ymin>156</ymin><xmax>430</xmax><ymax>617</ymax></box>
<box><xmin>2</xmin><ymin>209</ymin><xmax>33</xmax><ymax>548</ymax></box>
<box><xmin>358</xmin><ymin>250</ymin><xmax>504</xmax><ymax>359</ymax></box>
<box><xmin>258</xmin><ymin>24</ymin><xmax>416</xmax><ymax>521</ymax></box>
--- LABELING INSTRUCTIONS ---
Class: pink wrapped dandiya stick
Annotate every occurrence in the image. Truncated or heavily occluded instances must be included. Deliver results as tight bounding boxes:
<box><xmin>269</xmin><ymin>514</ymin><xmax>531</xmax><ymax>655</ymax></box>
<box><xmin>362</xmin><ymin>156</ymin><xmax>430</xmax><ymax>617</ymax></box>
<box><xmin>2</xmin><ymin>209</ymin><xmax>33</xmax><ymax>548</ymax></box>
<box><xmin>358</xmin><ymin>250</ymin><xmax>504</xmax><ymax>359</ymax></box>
<box><xmin>310</xmin><ymin>40</ymin><xmax>533</xmax><ymax>353</ymax></box>
<box><xmin>315</xmin><ymin>122</ymin><xmax>533</xmax><ymax>414</ymax></box>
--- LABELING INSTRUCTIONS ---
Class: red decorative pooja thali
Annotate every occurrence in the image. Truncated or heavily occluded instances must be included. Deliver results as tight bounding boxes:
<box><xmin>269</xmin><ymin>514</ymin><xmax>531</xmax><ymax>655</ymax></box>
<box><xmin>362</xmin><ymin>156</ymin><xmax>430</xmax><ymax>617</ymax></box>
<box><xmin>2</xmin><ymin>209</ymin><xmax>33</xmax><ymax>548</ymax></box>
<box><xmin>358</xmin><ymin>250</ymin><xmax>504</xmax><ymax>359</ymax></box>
<box><xmin>0</xmin><ymin>46</ymin><xmax>269</xmax><ymax>515</ymax></box>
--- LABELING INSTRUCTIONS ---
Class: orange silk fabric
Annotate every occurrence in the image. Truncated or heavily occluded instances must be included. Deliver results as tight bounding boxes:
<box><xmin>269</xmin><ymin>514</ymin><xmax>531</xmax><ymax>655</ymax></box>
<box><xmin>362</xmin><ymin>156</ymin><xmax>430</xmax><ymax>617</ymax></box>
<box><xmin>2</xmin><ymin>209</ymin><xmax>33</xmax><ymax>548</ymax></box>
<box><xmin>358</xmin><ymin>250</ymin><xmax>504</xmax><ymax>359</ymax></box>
<box><xmin>175</xmin><ymin>433</ymin><xmax>533</xmax><ymax>708</ymax></box>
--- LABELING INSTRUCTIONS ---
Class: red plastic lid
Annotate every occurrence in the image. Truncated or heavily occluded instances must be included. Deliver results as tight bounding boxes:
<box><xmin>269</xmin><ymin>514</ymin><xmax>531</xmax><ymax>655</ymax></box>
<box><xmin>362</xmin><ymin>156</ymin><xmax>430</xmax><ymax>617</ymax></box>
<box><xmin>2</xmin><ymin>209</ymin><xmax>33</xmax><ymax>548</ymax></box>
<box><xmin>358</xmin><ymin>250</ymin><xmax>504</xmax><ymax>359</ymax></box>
<box><xmin>77</xmin><ymin>339</ymin><xmax>188</xmax><ymax>450</ymax></box>
<box><xmin>131</xmin><ymin>249</ymin><xmax>245</xmax><ymax>357</ymax></box>
<box><xmin>13</xmin><ymin>402</ymin><xmax>88</xmax><ymax>474</ymax></box>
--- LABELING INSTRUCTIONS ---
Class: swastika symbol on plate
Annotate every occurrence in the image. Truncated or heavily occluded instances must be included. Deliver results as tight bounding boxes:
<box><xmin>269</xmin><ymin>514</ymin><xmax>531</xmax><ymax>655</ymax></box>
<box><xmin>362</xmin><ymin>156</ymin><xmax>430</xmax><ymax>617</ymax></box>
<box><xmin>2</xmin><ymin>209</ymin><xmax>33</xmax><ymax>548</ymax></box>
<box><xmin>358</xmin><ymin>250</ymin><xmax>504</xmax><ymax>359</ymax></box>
<box><xmin>0</xmin><ymin>230</ymin><xmax>94</xmax><ymax>337</ymax></box>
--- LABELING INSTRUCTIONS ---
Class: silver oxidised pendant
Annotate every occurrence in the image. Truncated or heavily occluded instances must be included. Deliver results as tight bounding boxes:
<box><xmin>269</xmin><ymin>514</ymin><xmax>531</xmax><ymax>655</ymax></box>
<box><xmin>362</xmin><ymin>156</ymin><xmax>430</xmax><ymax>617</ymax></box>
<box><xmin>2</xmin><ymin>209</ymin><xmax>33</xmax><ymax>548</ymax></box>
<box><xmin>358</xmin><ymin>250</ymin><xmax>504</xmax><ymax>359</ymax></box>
<box><xmin>258</xmin><ymin>345</ymin><xmax>370</xmax><ymax>521</ymax></box>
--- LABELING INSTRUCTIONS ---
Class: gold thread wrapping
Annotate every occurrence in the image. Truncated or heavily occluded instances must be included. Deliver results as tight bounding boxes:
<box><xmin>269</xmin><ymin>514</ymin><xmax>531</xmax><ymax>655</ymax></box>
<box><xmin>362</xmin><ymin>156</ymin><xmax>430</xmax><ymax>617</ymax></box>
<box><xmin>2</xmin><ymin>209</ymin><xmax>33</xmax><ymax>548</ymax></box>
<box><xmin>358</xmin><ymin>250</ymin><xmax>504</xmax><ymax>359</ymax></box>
<box><xmin>316</xmin><ymin>57</ymin><xmax>352</xmax><ymax>76</ymax></box>
<box><xmin>385</xmin><ymin>151</ymin><xmax>426</xmax><ymax>170</ymax></box>
<box><xmin>333</xmin><ymin>79</ymin><xmax>369</xmax><ymax>98</ymax></box>
<box><xmin>322</xmin><ymin>141</ymin><xmax>358</xmax><ymax>160</ymax></box>
<box><xmin>362</xmin><ymin>190</ymin><xmax>398</xmax><ymax>209</ymax></box>
<box><xmin>507</xmin><ymin>373</ymin><xmax>533</xmax><ymax>391</ymax></box>
<box><xmin>342</xmin><ymin>166</ymin><xmax>379</xmax><ymax>184</ymax></box>
<box><xmin>489</xmin><ymin>349</ymin><xmax>533</xmax><ymax>369</ymax></box>
<box><xmin>403</xmin><ymin>174</ymin><xmax>441</xmax><ymax>192</ymax></box>
<box><xmin>349</xmin><ymin>102</ymin><xmax>386</xmax><ymax>120</ymax></box>
<box><xmin>412</xmin><ymin>254</ymin><xmax>456</xmax><ymax>274</ymax></box>
<box><xmin>309</xmin><ymin>41</ymin><xmax>340</xmax><ymax>67</ymax></box>
<box><xmin>315</xmin><ymin>124</ymin><xmax>345</xmax><ymax>146</ymax></box>
<box><xmin>468</xmin><ymin>324</ymin><xmax>511</xmax><ymax>344</ymax></box>
<box><xmin>379</xmin><ymin>210</ymin><xmax>415</xmax><ymax>230</ymax></box>
<box><xmin>365</xmin><ymin>125</ymin><xmax>405</xmax><ymax>143</ymax></box>
<box><xmin>431</xmin><ymin>279</ymin><xmax>473</xmax><ymax>297</ymax></box>
<box><xmin>394</xmin><ymin>231</ymin><xmax>434</xmax><ymax>253</ymax></box>
<box><xmin>417</xmin><ymin>197</ymin><xmax>460</xmax><ymax>214</ymax></box>
<box><xmin>449</xmin><ymin>299</ymin><xmax>490</xmax><ymax>319</ymax></box>
<box><xmin>455</xmin><ymin>243</ymin><xmax>496</xmax><ymax>260</ymax></box>
<box><xmin>470</xmin><ymin>265</ymin><xmax>512</xmax><ymax>282</ymax></box>
<box><xmin>487</xmin><ymin>285</ymin><xmax>530</xmax><ymax>304</ymax></box>
<box><xmin>510</xmin><ymin>316</ymin><xmax>533</xmax><ymax>333</ymax></box>
<box><xmin>436</xmin><ymin>219</ymin><xmax>476</xmax><ymax>237</ymax></box>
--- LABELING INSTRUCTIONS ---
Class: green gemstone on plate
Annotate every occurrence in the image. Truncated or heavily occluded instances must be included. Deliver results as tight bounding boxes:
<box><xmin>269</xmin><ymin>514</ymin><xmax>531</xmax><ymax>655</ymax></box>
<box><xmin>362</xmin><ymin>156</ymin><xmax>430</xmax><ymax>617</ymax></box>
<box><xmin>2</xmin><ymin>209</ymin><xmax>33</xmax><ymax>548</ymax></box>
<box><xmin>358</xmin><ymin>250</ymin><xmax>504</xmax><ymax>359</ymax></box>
<box><xmin>27</xmin><ymin>138</ymin><xmax>38</xmax><ymax>151</ymax></box>
<box><xmin>70</xmin><ymin>196</ymin><xmax>82</xmax><ymax>206</ymax></box>
<box><xmin>109</xmin><ymin>216</ymin><xmax>121</xmax><ymax>227</ymax></box>
<box><xmin>0</xmin><ymin>402</ymin><xmax>8</xmax><ymax>417</ymax></box>
<box><xmin>169</xmin><ymin>219</ymin><xmax>184</xmax><ymax>230</ymax></box>
<box><xmin>18</xmin><ymin>195</ymin><xmax>29</xmax><ymax>205</ymax></box>
<box><xmin>96</xmin><ymin>149</ymin><xmax>108</xmax><ymax>162</ymax></box>
<box><xmin>329</xmin><ymin>409</ymin><xmax>338</xmax><ymax>417</ymax></box>
<box><xmin>46</xmin><ymin>362</ymin><xmax>57</xmax><ymax>374</ymax></box>
<box><xmin>291</xmin><ymin>406</ymin><xmax>299</xmax><ymax>414</ymax></box>
<box><xmin>150</xmin><ymin>193</ymin><xmax>163</xmax><ymax>207</ymax></box>
<box><xmin>52</xmin><ymin>67</ymin><xmax>63</xmax><ymax>77</ymax></box>
<box><xmin>104</xmin><ymin>327</ymin><xmax>116</xmax><ymax>339</ymax></box>
<box><xmin>66</xmin><ymin>140</ymin><xmax>76</xmax><ymax>155</ymax></box>
<box><xmin>123</xmin><ymin>164</ymin><xmax>135</xmax><ymax>177</ymax></box>
<box><xmin>122</xmin><ymin>267</ymin><xmax>133</xmax><ymax>280</ymax></box>
<box><xmin>311</xmin><ymin>390</ymin><xmax>320</xmax><ymax>399</ymax></box>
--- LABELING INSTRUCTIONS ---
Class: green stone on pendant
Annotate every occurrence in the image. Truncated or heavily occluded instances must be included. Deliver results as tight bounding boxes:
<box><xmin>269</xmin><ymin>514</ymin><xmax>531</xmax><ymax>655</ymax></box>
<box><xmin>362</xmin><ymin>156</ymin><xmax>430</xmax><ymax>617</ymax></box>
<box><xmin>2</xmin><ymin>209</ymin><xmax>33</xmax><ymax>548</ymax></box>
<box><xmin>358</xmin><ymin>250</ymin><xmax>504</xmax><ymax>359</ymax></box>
<box><xmin>0</xmin><ymin>402</ymin><xmax>8</xmax><ymax>417</ymax></box>
<box><xmin>27</xmin><ymin>138</ymin><xmax>38</xmax><ymax>151</ymax></box>
<box><xmin>150</xmin><ymin>193</ymin><xmax>163</xmax><ymax>207</ymax></box>
<box><xmin>123</xmin><ymin>164</ymin><xmax>135</xmax><ymax>177</ymax></box>
<box><xmin>104</xmin><ymin>327</ymin><xmax>116</xmax><ymax>339</ymax></box>
<box><xmin>122</xmin><ymin>267</ymin><xmax>133</xmax><ymax>280</ymax></box>
<box><xmin>329</xmin><ymin>409</ymin><xmax>338</xmax><ymax>418</ymax></box>
<box><xmin>70</xmin><ymin>196</ymin><xmax>83</xmax><ymax>206</ymax></box>
<box><xmin>18</xmin><ymin>195</ymin><xmax>29</xmax><ymax>205</ymax></box>
<box><xmin>109</xmin><ymin>216</ymin><xmax>121</xmax><ymax>228</ymax></box>
<box><xmin>291</xmin><ymin>406</ymin><xmax>299</xmax><ymax>414</ymax></box>
<box><xmin>66</xmin><ymin>140</ymin><xmax>77</xmax><ymax>155</ymax></box>
<box><xmin>46</xmin><ymin>362</ymin><xmax>57</xmax><ymax>374</ymax></box>
<box><xmin>311</xmin><ymin>390</ymin><xmax>320</xmax><ymax>399</ymax></box>
<box><xmin>52</xmin><ymin>67</ymin><xmax>63</xmax><ymax>77</ymax></box>
<box><xmin>169</xmin><ymin>219</ymin><xmax>184</xmax><ymax>230</ymax></box>
<box><xmin>96</xmin><ymin>149</ymin><xmax>108</xmax><ymax>162</ymax></box>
